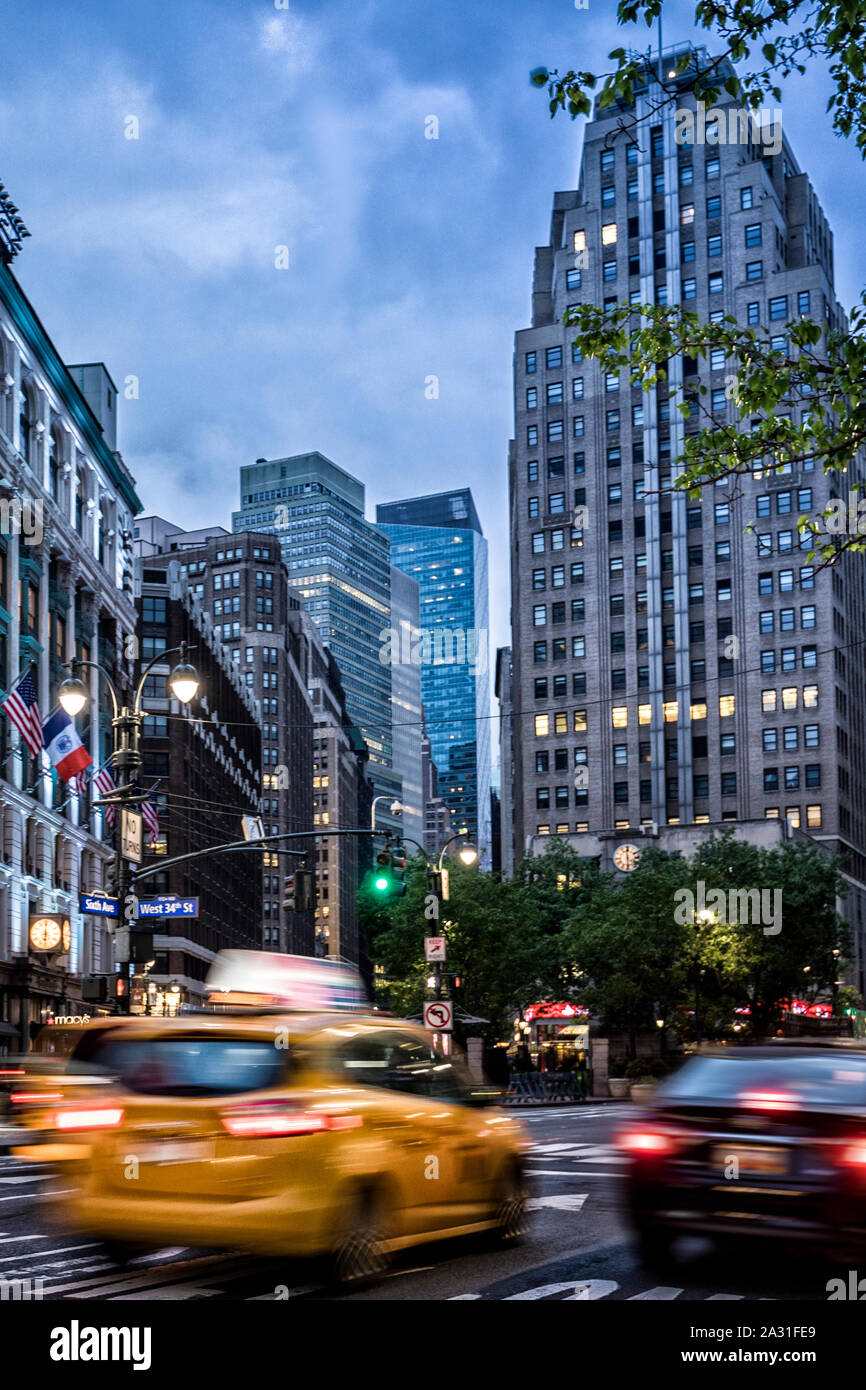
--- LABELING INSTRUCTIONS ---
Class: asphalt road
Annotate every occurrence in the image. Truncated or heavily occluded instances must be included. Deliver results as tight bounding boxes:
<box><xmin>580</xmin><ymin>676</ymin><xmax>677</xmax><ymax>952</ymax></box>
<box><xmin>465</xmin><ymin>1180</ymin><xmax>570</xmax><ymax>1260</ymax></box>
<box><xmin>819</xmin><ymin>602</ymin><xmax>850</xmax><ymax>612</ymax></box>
<box><xmin>0</xmin><ymin>1103</ymin><xmax>842</xmax><ymax>1301</ymax></box>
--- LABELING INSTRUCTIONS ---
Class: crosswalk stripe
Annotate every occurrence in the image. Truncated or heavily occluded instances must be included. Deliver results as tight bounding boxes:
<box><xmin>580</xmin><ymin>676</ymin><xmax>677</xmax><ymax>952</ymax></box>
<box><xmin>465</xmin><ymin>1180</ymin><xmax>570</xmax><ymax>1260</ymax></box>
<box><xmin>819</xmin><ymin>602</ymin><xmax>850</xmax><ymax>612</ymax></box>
<box><xmin>628</xmin><ymin>1286</ymin><xmax>683</xmax><ymax>1300</ymax></box>
<box><xmin>707</xmin><ymin>1293</ymin><xmax>745</xmax><ymax>1300</ymax></box>
<box><xmin>44</xmin><ymin>1253</ymin><xmax>257</xmax><ymax>1298</ymax></box>
<box><xmin>527</xmin><ymin>1194</ymin><xmax>588</xmax><ymax>1212</ymax></box>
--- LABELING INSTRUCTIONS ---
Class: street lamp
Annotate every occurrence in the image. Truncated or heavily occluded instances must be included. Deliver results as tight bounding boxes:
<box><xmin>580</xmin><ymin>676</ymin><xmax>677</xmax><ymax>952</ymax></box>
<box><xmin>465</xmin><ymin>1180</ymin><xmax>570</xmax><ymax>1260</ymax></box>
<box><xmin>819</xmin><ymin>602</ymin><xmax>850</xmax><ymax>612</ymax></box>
<box><xmin>58</xmin><ymin>641</ymin><xmax>199</xmax><ymax>1014</ymax></box>
<box><xmin>436</xmin><ymin>831</ymin><xmax>478</xmax><ymax>875</ymax></box>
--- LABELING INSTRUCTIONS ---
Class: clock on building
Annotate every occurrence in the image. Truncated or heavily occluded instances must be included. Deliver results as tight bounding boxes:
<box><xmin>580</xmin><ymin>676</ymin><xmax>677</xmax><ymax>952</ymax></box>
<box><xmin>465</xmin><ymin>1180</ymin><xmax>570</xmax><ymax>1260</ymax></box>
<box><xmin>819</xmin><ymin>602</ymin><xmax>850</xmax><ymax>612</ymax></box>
<box><xmin>613</xmin><ymin>843</ymin><xmax>641</xmax><ymax>872</ymax></box>
<box><xmin>29</xmin><ymin>915</ymin><xmax>63</xmax><ymax>952</ymax></box>
<box><xmin>62</xmin><ymin>919</ymin><xmax>71</xmax><ymax>953</ymax></box>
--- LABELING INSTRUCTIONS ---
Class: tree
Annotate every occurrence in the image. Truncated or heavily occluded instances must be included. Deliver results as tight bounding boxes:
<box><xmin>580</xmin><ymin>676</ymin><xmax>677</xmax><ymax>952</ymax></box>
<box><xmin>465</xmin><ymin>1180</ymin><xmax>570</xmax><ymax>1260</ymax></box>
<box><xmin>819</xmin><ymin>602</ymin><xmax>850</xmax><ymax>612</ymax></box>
<box><xmin>530</xmin><ymin>1</ymin><xmax>866</xmax><ymax>563</ymax></box>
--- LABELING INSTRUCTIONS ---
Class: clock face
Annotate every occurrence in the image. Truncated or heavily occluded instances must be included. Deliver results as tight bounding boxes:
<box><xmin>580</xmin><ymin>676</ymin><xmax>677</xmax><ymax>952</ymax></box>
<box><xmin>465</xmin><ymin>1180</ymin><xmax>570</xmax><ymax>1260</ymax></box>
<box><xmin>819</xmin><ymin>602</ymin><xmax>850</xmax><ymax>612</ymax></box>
<box><xmin>62</xmin><ymin>920</ymin><xmax>71</xmax><ymax>953</ymax></box>
<box><xmin>30</xmin><ymin>917</ymin><xmax>62</xmax><ymax>951</ymax></box>
<box><xmin>613</xmin><ymin>843</ymin><xmax>641</xmax><ymax>872</ymax></box>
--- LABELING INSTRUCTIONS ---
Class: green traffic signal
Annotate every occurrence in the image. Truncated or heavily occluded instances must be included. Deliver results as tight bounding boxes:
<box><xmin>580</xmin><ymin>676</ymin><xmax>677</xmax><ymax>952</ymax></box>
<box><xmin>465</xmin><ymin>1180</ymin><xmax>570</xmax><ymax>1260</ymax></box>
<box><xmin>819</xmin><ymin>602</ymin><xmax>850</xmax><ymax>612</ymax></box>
<box><xmin>374</xmin><ymin>875</ymin><xmax>389</xmax><ymax>892</ymax></box>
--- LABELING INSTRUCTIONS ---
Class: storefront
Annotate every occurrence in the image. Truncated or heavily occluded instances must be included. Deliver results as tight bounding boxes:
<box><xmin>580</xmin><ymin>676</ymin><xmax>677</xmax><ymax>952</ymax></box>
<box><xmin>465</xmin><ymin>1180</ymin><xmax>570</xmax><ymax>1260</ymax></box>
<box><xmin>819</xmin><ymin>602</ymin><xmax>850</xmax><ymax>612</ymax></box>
<box><xmin>512</xmin><ymin>1002</ymin><xmax>590</xmax><ymax>1072</ymax></box>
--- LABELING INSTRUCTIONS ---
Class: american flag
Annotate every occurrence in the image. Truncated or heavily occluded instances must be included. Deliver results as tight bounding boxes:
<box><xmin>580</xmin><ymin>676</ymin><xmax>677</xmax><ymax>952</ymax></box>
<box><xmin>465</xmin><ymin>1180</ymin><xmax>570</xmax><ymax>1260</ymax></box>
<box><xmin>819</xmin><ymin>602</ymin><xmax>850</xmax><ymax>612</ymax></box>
<box><xmin>1</xmin><ymin>666</ymin><xmax>43</xmax><ymax>757</ymax></box>
<box><xmin>93</xmin><ymin>766</ymin><xmax>117</xmax><ymax>827</ymax></box>
<box><xmin>142</xmin><ymin>799</ymin><xmax>159</xmax><ymax>846</ymax></box>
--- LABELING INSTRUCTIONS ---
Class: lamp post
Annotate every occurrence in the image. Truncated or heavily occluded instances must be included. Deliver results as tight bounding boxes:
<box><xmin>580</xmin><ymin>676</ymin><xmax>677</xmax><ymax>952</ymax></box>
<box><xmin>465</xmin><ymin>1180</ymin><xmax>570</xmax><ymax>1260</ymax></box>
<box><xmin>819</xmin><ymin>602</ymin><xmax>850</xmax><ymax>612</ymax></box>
<box><xmin>58</xmin><ymin>643</ymin><xmax>199</xmax><ymax>1012</ymax></box>
<box><xmin>429</xmin><ymin>832</ymin><xmax>478</xmax><ymax>1002</ymax></box>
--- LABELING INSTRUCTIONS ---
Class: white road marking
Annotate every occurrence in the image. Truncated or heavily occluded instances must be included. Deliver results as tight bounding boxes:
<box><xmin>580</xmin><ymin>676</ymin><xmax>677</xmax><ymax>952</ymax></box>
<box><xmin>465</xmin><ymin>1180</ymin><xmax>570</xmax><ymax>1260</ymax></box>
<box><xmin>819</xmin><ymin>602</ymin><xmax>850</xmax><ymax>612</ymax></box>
<box><xmin>707</xmin><ymin>1293</ymin><xmax>745</xmax><ymax>1301</ymax></box>
<box><xmin>528</xmin><ymin>1169</ymin><xmax>620</xmax><ymax>1178</ymax></box>
<box><xmin>527</xmin><ymin>1194</ymin><xmax>588</xmax><ymax>1212</ymax></box>
<box><xmin>112</xmin><ymin>1284</ymin><xmax>221</xmax><ymax>1301</ymax></box>
<box><xmin>0</xmin><ymin>1175</ymin><xmax>46</xmax><ymax>1184</ymax></box>
<box><xmin>627</xmin><ymin>1286</ymin><xmax>683</xmax><ymax>1300</ymax></box>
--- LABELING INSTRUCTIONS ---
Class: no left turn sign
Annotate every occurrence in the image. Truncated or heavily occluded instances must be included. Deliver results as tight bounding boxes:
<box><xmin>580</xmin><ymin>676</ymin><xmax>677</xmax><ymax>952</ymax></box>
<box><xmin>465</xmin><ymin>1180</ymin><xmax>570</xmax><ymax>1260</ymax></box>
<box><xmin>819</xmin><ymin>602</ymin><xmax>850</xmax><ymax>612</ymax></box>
<box><xmin>423</xmin><ymin>1000</ymin><xmax>453</xmax><ymax>1033</ymax></box>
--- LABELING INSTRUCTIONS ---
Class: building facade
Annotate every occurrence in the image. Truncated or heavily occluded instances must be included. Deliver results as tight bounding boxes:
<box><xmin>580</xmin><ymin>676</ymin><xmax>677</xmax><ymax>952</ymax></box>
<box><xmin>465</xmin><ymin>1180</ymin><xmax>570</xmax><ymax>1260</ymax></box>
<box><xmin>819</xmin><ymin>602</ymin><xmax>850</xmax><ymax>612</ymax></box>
<box><xmin>135</xmin><ymin>517</ymin><xmax>315</xmax><ymax>953</ymax></box>
<box><xmin>0</xmin><ymin>256</ymin><xmax>141</xmax><ymax>1048</ymax></box>
<box><xmin>134</xmin><ymin>563</ymin><xmax>263</xmax><ymax>1005</ymax></box>
<box><xmin>387</xmin><ymin>565</ymin><xmax>424</xmax><ymax>850</ymax></box>
<box><xmin>508</xmin><ymin>43</ymin><xmax>866</xmax><ymax>989</ymax></box>
<box><xmin>377</xmin><ymin>490</ymin><xmax>492</xmax><ymax>858</ymax></box>
<box><xmin>305</xmin><ymin>612</ymin><xmax>372</xmax><ymax>962</ymax></box>
<box><xmin>421</xmin><ymin>727</ymin><xmax>453</xmax><ymax>859</ymax></box>
<box><xmin>232</xmin><ymin>453</ymin><xmax>401</xmax><ymax>837</ymax></box>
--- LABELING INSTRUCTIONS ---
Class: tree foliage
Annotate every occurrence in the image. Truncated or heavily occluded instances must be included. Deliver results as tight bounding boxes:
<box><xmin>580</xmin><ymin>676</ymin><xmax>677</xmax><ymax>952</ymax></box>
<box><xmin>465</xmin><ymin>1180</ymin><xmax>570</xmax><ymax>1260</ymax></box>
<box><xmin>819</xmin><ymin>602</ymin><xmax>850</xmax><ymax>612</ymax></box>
<box><xmin>361</xmin><ymin>836</ymin><xmax>851</xmax><ymax>1049</ymax></box>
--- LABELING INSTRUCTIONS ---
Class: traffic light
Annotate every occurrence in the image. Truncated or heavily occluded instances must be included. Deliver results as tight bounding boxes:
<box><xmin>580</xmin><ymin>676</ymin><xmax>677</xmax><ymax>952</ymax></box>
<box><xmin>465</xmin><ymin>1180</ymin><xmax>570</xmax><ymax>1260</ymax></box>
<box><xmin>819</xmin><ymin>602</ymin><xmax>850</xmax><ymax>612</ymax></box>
<box><xmin>370</xmin><ymin>850</ymin><xmax>406</xmax><ymax>899</ymax></box>
<box><xmin>283</xmin><ymin>870</ymin><xmax>314</xmax><ymax>912</ymax></box>
<box><xmin>114</xmin><ymin>974</ymin><xmax>127</xmax><ymax>1001</ymax></box>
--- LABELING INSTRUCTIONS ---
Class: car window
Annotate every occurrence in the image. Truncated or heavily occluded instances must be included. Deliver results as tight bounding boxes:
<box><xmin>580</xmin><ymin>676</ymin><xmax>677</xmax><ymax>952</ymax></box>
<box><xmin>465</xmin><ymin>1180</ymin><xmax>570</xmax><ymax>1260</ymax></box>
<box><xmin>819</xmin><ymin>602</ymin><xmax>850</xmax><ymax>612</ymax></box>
<box><xmin>662</xmin><ymin>1053</ymin><xmax>866</xmax><ymax>1105</ymax></box>
<box><xmin>73</xmin><ymin>1036</ymin><xmax>288</xmax><ymax>1097</ymax></box>
<box><xmin>334</xmin><ymin>1031</ymin><xmax>465</xmax><ymax>1100</ymax></box>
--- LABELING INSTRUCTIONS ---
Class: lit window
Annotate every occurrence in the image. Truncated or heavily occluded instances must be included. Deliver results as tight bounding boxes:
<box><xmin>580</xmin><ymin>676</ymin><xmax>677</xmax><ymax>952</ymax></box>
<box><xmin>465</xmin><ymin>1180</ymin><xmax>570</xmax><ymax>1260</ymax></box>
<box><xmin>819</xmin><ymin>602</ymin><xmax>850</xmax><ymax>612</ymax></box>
<box><xmin>719</xmin><ymin>694</ymin><xmax>735</xmax><ymax>717</ymax></box>
<box><xmin>574</xmin><ymin>231</ymin><xmax>586</xmax><ymax>253</ymax></box>
<box><xmin>762</xmin><ymin>689</ymin><xmax>777</xmax><ymax>712</ymax></box>
<box><xmin>781</xmin><ymin>687</ymin><xmax>798</xmax><ymax>710</ymax></box>
<box><xmin>573</xmin><ymin>709</ymin><xmax>587</xmax><ymax>731</ymax></box>
<box><xmin>535</xmin><ymin>715</ymin><xmax>549</xmax><ymax>737</ymax></box>
<box><xmin>806</xmin><ymin>804</ymin><xmax>822</xmax><ymax>828</ymax></box>
<box><xmin>663</xmin><ymin>702</ymin><xmax>678</xmax><ymax>722</ymax></box>
<box><xmin>602</xmin><ymin>223</ymin><xmax>617</xmax><ymax>245</ymax></box>
<box><xmin>611</xmin><ymin>706</ymin><xmax>628</xmax><ymax>728</ymax></box>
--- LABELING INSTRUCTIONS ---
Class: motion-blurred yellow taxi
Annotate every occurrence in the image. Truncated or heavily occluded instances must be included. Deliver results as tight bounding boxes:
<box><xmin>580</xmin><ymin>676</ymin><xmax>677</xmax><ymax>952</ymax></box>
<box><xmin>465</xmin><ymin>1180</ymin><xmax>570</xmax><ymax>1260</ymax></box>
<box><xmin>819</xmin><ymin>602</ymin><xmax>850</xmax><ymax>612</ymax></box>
<box><xmin>14</xmin><ymin>952</ymin><xmax>529</xmax><ymax>1285</ymax></box>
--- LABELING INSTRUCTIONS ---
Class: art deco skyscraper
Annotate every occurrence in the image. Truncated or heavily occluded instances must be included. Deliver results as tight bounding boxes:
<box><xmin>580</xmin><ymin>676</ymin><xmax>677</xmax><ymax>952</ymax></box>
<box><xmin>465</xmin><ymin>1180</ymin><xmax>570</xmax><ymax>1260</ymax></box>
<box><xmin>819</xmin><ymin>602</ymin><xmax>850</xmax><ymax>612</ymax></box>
<box><xmin>508</xmin><ymin>43</ymin><xmax>866</xmax><ymax>986</ymax></box>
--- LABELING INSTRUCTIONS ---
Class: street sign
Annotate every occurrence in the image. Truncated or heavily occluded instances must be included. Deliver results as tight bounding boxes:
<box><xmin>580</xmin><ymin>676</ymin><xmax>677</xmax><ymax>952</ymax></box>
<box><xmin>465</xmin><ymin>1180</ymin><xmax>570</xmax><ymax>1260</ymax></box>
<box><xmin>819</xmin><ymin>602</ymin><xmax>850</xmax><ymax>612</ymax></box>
<box><xmin>137</xmin><ymin>897</ymin><xmax>199</xmax><ymax>919</ymax></box>
<box><xmin>241</xmin><ymin>815</ymin><xmax>265</xmax><ymax>841</ymax></box>
<box><xmin>424</xmin><ymin>936</ymin><xmax>447</xmax><ymax>962</ymax></box>
<box><xmin>80</xmin><ymin>893</ymin><xmax>119</xmax><ymax>918</ymax></box>
<box><xmin>423</xmin><ymin>1000</ymin><xmax>453</xmax><ymax>1033</ymax></box>
<box><xmin>121</xmin><ymin>809</ymin><xmax>143</xmax><ymax>864</ymax></box>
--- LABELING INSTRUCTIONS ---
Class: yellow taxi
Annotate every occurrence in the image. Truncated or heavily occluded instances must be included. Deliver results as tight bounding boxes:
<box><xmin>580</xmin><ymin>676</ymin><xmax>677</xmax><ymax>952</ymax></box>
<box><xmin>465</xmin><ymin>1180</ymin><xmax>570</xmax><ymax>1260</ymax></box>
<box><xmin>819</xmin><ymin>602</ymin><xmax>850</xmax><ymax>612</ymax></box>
<box><xmin>13</xmin><ymin>952</ymin><xmax>529</xmax><ymax>1285</ymax></box>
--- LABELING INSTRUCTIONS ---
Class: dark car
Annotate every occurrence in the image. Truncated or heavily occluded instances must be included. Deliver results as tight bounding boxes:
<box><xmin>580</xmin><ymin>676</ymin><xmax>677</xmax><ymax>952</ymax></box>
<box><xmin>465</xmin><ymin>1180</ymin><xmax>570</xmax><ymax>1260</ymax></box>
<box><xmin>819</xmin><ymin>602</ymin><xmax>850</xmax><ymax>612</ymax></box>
<box><xmin>619</xmin><ymin>1042</ymin><xmax>866</xmax><ymax>1269</ymax></box>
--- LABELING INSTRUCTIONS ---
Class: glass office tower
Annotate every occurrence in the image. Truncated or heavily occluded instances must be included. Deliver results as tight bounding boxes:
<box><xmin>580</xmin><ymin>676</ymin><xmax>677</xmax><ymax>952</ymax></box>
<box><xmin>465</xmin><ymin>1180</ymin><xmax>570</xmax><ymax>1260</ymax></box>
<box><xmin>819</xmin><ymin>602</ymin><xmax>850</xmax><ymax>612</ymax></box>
<box><xmin>233</xmin><ymin>453</ymin><xmax>393</xmax><ymax>776</ymax></box>
<box><xmin>377</xmin><ymin>490</ymin><xmax>491</xmax><ymax>858</ymax></box>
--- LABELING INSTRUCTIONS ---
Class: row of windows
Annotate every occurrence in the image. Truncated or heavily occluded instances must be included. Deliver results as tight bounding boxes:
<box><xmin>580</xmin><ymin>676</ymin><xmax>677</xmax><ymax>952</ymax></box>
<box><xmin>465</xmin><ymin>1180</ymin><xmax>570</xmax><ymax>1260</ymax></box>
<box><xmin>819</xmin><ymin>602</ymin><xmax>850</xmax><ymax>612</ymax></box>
<box><xmin>759</xmin><ymin>606</ymin><xmax>817</xmax><ymax>631</ymax></box>
<box><xmin>535</xmin><ymin>806</ymin><xmax>823</xmax><ymax>835</ymax></box>
<box><xmin>533</xmin><ymin>688</ymin><xmax>820</xmax><ymax>737</ymax></box>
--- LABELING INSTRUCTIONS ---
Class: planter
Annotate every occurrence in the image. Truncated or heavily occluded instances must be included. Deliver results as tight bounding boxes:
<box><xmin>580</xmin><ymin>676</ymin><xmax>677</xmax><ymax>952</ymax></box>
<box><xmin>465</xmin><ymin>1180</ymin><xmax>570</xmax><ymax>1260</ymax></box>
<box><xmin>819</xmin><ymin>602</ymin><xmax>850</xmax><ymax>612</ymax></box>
<box><xmin>629</xmin><ymin>1083</ymin><xmax>656</xmax><ymax>1103</ymax></box>
<box><xmin>608</xmin><ymin>1077</ymin><xmax>630</xmax><ymax>1099</ymax></box>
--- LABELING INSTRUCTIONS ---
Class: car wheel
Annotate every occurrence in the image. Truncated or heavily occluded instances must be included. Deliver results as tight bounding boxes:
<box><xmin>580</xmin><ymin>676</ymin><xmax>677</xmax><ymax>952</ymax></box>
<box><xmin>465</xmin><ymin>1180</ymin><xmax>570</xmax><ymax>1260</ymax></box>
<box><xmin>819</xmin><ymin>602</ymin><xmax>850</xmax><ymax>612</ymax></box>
<box><xmin>491</xmin><ymin>1167</ymin><xmax>529</xmax><ymax>1247</ymax></box>
<box><xmin>330</xmin><ymin>1189</ymin><xmax>391</xmax><ymax>1289</ymax></box>
<box><xmin>634</xmin><ymin>1223</ymin><xmax>676</xmax><ymax>1273</ymax></box>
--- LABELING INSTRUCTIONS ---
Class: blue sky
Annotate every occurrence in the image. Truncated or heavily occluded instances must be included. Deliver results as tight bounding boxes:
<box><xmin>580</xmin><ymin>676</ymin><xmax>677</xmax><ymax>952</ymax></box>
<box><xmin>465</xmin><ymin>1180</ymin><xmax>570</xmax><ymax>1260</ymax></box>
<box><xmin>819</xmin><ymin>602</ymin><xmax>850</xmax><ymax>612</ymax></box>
<box><xmin>2</xmin><ymin>0</ymin><xmax>864</xmax><ymax>673</ymax></box>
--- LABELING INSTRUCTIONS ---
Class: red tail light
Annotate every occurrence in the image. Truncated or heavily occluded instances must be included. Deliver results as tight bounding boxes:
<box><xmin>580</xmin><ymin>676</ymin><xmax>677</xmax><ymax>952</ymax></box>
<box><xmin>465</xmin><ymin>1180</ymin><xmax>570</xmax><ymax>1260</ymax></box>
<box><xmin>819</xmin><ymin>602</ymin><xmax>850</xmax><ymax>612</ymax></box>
<box><xmin>220</xmin><ymin>1103</ymin><xmax>361</xmax><ymax>1138</ymax></box>
<box><xmin>619</xmin><ymin>1130</ymin><xmax>675</xmax><ymax>1155</ymax></box>
<box><xmin>11</xmin><ymin>1091</ymin><xmax>64</xmax><ymax>1105</ymax></box>
<box><xmin>838</xmin><ymin>1141</ymin><xmax>866</xmax><ymax>1166</ymax></box>
<box><xmin>54</xmin><ymin>1107</ymin><xmax>124</xmax><ymax>1132</ymax></box>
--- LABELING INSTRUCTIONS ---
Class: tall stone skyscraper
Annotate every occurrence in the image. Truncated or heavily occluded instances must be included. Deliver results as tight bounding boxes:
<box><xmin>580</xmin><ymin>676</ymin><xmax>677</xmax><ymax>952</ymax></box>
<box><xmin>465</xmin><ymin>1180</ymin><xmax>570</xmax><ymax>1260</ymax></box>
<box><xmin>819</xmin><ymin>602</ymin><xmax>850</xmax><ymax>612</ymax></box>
<box><xmin>508</xmin><ymin>43</ymin><xmax>866</xmax><ymax>987</ymax></box>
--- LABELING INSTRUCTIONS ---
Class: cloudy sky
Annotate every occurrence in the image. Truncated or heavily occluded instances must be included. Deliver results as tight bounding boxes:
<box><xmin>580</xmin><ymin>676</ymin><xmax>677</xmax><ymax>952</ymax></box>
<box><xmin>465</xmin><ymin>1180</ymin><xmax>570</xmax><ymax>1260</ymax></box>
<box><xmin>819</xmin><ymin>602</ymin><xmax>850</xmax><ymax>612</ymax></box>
<box><xmin>2</xmin><ymin>0</ymin><xmax>864</xmax><ymax>676</ymax></box>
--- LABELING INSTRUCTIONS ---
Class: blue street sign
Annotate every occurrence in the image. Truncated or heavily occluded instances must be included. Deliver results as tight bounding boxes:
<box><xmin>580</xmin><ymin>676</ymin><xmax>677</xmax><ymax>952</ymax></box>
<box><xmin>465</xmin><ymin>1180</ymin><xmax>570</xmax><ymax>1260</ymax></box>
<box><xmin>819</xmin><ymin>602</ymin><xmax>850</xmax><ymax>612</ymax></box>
<box><xmin>137</xmin><ymin>898</ymin><xmax>199</xmax><ymax>919</ymax></box>
<box><xmin>80</xmin><ymin>894</ymin><xmax>120</xmax><ymax>918</ymax></box>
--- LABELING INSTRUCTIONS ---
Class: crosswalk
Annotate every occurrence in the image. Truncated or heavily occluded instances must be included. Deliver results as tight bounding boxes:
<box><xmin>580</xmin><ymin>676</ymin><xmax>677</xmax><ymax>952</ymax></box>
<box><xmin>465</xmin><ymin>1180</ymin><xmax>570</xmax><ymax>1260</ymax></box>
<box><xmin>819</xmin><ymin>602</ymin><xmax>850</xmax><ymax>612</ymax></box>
<box><xmin>452</xmin><ymin>1280</ymin><xmax>762</xmax><ymax>1302</ymax></box>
